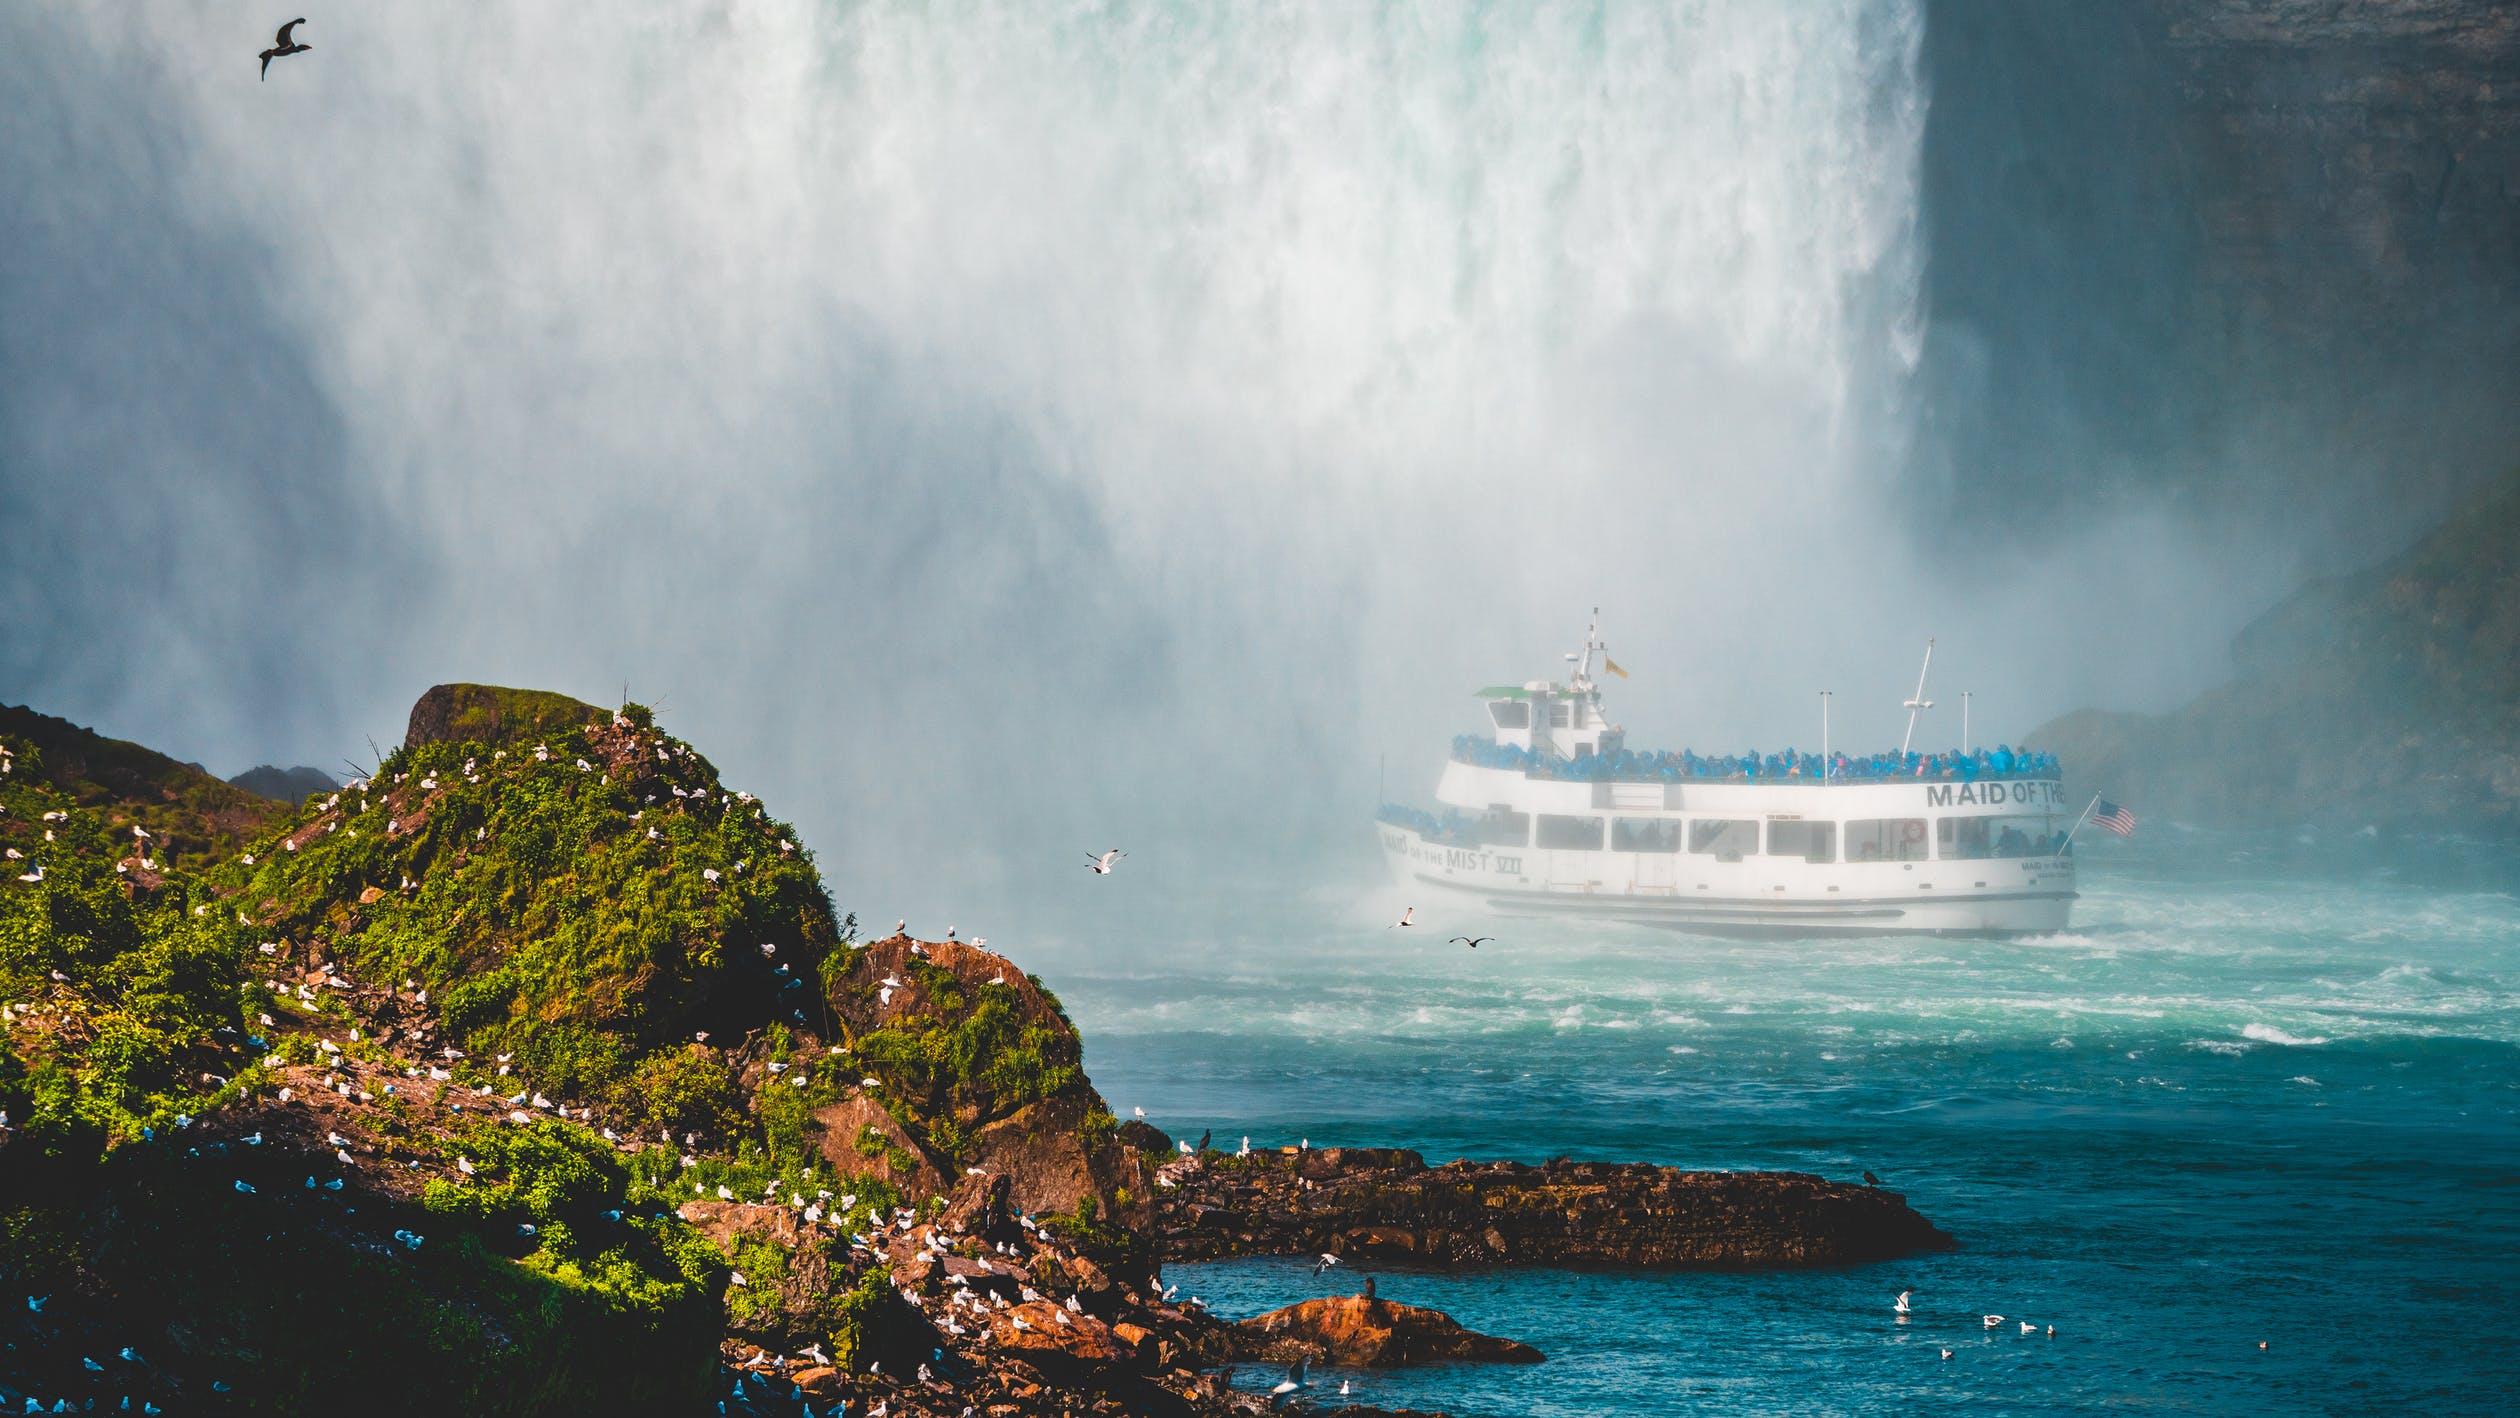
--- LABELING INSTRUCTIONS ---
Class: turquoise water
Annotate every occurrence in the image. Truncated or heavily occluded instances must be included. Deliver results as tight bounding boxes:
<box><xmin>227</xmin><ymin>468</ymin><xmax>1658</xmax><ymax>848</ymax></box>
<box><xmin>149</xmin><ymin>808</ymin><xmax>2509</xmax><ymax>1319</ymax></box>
<box><xmin>1047</xmin><ymin>830</ymin><xmax>2520</xmax><ymax>1414</ymax></box>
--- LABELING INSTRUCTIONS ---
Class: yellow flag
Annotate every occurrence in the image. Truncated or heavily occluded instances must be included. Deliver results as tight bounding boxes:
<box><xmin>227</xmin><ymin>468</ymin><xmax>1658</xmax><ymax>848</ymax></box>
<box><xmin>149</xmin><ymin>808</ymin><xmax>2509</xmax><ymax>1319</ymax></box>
<box><xmin>1604</xmin><ymin>656</ymin><xmax>1629</xmax><ymax>679</ymax></box>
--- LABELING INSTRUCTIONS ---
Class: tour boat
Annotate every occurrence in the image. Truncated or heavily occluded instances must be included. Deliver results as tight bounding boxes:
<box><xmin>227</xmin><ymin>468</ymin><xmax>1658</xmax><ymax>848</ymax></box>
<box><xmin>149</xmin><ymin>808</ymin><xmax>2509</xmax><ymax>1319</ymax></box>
<box><xmin>1377</xmin><ymin>619</ymin><xmax>2078</xmax><ymax>937</ymax></box>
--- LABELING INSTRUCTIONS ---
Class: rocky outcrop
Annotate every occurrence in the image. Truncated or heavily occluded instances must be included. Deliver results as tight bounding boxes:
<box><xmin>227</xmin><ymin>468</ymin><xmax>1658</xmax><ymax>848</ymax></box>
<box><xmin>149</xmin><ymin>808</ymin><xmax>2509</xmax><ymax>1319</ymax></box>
<box><xmin>1153</xmin><ymin>1147</ymin><xmax>1952</xmax><ymax>1268</ymax></box>
<box><xmin>401</xmin><ymin>682</ymin><xmax>605</xmax><ymax>750</ymax></box>
<box><xmin>822</xmin><ymin>935</ymin><xmax>1158</xmax><ymax>1236</ymax></box>
<box><xmin>1237</xmin><ymin>1296</ymin><xmax>1543</xmax><ymax>1367</ymax></box>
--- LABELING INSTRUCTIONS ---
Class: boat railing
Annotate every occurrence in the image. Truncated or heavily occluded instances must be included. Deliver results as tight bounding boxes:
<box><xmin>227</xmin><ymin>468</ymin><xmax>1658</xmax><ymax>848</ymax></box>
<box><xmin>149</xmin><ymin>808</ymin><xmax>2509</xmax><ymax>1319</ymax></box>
<box><xmin>1449</xmin><ymin>736</ymin><xmax>2060</xmax><ymax>785</ymax></box>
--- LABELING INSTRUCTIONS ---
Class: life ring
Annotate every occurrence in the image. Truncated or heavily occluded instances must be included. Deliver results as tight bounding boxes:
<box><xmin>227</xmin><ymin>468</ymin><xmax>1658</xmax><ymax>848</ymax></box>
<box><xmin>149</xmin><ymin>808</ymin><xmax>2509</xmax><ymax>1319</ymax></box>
<box><xmin>1901</xmin><ymin>819</ymin><xmax>1926</xmax><ymax>845</ymax></box>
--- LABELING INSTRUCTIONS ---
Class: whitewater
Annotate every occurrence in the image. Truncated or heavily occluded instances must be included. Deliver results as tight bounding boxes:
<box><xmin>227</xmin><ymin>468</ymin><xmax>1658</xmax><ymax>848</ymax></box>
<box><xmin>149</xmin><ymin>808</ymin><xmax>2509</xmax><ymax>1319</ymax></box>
<box><xmin>1034</xmin><ymin>830</ymin><xmax>2520</xmax><ymax>1413</ymax></box>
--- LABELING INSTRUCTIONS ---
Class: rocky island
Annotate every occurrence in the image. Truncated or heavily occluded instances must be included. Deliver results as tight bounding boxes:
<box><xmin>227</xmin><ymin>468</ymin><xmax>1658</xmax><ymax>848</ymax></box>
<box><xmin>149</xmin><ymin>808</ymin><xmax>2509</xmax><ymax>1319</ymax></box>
<box><xmin>0</xmin><ymin>685</ymin><xmax>1953</xmax><ymax>1416</ymax></box>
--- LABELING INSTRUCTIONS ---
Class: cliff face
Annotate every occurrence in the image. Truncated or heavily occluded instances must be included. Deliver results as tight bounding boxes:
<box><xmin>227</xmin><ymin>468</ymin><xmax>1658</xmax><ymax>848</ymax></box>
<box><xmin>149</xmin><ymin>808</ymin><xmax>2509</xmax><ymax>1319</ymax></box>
<box><xmin>1914</xmin><ymin>0</ymin><xmax>2520</xmax><ymax>542</ymax></box>
<box><xmin>2033</xmin><ymin>471</ymin><xmax>2520</xmax><ymax>830</ymax></box>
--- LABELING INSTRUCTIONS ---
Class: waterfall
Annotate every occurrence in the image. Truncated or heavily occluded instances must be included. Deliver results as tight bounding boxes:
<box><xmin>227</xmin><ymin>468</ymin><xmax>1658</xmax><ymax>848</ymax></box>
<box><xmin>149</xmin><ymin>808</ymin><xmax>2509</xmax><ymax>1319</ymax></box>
<box><xmin>5</xmin><ymin>1</ymin><xmax>1933</xmax><ymax>902</ymax></box>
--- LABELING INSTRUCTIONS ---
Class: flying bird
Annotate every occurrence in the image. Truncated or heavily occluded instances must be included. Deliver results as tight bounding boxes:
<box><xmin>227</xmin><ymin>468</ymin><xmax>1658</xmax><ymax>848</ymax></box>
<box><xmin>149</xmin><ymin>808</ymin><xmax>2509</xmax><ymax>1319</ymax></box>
<box><xmin>1312</xmin><ymin>1252</ymin><xmax>1339</xmax><ymax>1275</ymax></box>
<box><xmin>1389</xmin><ymin>906</ymin><xmax>1415</xmax><ymax>929</ymax></box>
<box><xmin>259</xmin><ymin>20</ymin><xmax>311</xmax><ymax>81</ymax></box>
<box><xmin>1269</xmin><ymin>1356</ymin><xmax>1310</xmax><ymax>1408</ymax></box>
<box><xmin>1894</xmin><ymin>1289</ymin><xmax>1910</xmax><ymax>1315</ymax></box>
<box><xmin>1087</xmin><ymin>848</ymin><xmax>1125</xmax><ymax>875</ymax></box>
<box><xmin>1449</xmin><ymin>935</ymin><xmax>1492</xmax><ymax>948</ymax></box>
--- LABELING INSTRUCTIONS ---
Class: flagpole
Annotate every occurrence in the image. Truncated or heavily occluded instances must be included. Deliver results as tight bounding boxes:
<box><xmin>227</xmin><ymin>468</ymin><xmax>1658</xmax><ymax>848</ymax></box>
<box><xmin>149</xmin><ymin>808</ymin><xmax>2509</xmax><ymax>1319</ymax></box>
<box><xmin>2057</xmin><ymin>792</ymin><xmax>2103</xmax><ymax>853</ymax></box>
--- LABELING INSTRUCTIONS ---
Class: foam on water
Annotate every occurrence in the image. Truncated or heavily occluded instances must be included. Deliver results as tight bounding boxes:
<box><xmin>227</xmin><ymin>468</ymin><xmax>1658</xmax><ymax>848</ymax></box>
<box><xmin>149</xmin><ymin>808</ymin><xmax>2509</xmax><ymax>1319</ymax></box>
<box><xmin>1038</xmin><ymin>830</ymin><xmax>2520</xmax><ymax>1414</ymax></box>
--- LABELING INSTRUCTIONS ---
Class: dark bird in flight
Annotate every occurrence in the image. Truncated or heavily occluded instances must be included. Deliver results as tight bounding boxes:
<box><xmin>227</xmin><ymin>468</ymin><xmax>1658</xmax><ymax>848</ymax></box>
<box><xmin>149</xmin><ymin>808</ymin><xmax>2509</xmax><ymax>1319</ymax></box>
<box><xmin>260</xmin><ymin>19</ymin><xmax>310</xmax><ymax>80</ymax></box>
<box><xmin>1449</xmin><ymin>935</ymin><xmax>1493</xmax><ymax>949</ymax></box>
<box><xmin>1863</xmin><ymin>1170</ymin><xmax>1882</xmax><ymax>1186</ymax></box>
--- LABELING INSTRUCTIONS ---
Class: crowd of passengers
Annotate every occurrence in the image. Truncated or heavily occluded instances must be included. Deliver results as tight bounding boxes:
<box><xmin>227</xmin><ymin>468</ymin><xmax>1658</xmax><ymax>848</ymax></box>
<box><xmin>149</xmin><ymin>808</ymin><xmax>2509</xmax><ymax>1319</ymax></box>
<box><xmin>1449</xmin><ymin>737</ymin><xmax>2060</xmax><ymax>783</ymax></box>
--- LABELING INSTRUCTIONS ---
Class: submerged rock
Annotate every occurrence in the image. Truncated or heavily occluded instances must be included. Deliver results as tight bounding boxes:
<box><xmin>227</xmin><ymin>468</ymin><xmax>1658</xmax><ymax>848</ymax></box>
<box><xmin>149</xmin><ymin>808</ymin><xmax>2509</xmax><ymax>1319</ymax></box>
<box><xmin>1238</xmin><ymin>1295</ymin><xmax>1543</xmax><ymax>1367</ymax></box>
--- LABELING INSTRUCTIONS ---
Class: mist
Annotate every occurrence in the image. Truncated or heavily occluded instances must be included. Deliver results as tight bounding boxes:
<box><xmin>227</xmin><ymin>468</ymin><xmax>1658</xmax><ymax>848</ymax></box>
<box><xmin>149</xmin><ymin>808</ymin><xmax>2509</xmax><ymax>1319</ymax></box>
<box><xmin>4</xmin><ymin>2</ymin><xmax>2506</xmax><ymax>931</ymax></box>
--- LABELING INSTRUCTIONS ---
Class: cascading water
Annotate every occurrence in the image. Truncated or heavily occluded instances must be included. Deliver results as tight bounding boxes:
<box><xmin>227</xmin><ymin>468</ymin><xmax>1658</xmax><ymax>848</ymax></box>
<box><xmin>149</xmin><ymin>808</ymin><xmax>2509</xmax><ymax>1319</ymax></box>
<box><xmin>9</xmin><ymin>1</ymin><xmax>1941</xmax><ymax>906</ymax></box>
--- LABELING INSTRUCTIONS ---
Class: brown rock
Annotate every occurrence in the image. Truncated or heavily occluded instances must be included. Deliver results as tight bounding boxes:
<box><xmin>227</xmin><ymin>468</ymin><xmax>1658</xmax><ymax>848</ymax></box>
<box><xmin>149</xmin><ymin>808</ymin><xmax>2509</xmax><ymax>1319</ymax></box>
<box><xmin>403</xmin><ymin>683</ymin><xmax>604</xmax><ymax>750</ymax></box>
<box><xmin>987</xmin><ymin>1301</ymin><xmax>1120</xmax><ymax>1368</ymax></box>
<box><xmin>1239</xmin><ymin>1296</ymin><xmax>1543</xmax><ymax>1367</ymax></box>
<box><xmin>968</xmin><ymin>1091</ymin><xmax>1100</xmax><ymax>1218</ymax></box>
<box><xmin>790</xmin><ymin>1366</ymin><xmax>843</xmax><ymax>1400</ymax></box>
<box><xmin>809</xmin><ymin>1092</ymin><xmax>945</xmax><ymax>1196</ymax></box>
<box><xmin>675</xmin><ymin>1200</ymin><xmax>802</xmax><ymax>1250</ymax></box>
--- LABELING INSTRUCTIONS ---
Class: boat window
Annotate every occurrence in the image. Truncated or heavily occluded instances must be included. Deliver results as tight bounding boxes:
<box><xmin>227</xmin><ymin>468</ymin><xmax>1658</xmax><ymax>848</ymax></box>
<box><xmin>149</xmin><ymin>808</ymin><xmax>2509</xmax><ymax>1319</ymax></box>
<box><xmin>1687</xmin><ymin>819</ymin><xmax>1758</xmax><ymax>859</ymax></box>
<box><xmin>1766</xmin><ymin>819</ymin><xmax>1836</xmax><ymax>864</ymax></box>
<box><xmin>1548</xmin><ymin>703</ymin><xmax>1571</xmax><ymax>728</ymax></box>
<box><xmin>1845</xmin><ymin>818</ymin><xmax>1929</xmax><ymax>862</ymax></box>
<box><xmin>1477</xmin><ymin>809</ymin><xmax>1530</xmax><ymax>847</ymax></box>
<box><xmin>1488</xmin><ymin>701</ymin><xmax>1530</xmax><ymax>730</ymax></box>
<box><xmin>1535</xmin><ymin>814</ymin><xmax>1605</xmax><ymax>850</ymax></box>
<box><xmin>1611</xmin><ymin>818</ymin><xmax>1682</xmax><ymax>852</ymax></box>
<box><xmin>1940</xmin><ymin>814</ymin><xmax>2060</xmax><ymax>858</ymax></box>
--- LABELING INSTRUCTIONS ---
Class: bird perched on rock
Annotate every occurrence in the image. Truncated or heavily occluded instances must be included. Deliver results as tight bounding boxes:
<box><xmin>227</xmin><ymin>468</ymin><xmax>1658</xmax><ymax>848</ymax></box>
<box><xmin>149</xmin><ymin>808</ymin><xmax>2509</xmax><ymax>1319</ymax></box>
<box><xmin>1864</xmin><ymin>1170</ymin><xmax>1882</xmax><ymax>1186</ymax></box>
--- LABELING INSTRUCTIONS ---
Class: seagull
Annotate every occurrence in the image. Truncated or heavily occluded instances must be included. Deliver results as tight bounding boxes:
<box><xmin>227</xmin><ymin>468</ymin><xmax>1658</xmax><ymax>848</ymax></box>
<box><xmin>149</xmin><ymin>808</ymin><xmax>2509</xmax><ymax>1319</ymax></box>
<box><xmin>1448</xmin><ymin>935</ymin><xmax>1492</xmax><ymax>948</ymax></box>
<box><xmin>892</xmin><ymin>919</ymin><xmax>906</xmax><ymax>935</ymax></box>
<box><xmin>2020</xmin><ymin>1321</ymin><xmax>2036</xmax><ymax>1334</ymax></box>
<box><xmin>1131</xmin><ymin>1106</ymin><xmax>1145</xmax><ymax>1120</ymax></box>
<box><xmin>1982</xmin><ymin>1314</ymin><xmax>2004</xmax><ymax>1329</ymax></box>
<box><xmin>1087</xmin><ymin>849</ymin><xmax>1124</xmax><ymax>875</ymax></box>
<box><xmin>1940</xmin><ymin>1348</ymin><xmax>1953</xmax><ymax>1361</ymax></box>
<box><xmin>1389</xmin><ymin>906</ymin><xmax>1415</xmax><ymax>929</ymax></box>
<box><xmin>1894</xmin><ymin>1289</ymin><xmax>1910</xmax><ymax>1315</ymax></box>
<box><xmin>1312</xmin><ymin>1252</ymin><xmax>1339</xmax><ymax>1275</ymax></box>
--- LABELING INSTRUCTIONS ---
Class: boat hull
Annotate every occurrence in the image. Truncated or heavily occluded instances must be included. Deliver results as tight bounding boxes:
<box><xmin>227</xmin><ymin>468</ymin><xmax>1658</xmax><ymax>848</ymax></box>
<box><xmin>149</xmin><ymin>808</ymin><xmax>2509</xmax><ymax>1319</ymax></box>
<box><xmin>1379</xmin><ymin>824</ymin><xmax>2076</xmax><ymax>939</ymax></box>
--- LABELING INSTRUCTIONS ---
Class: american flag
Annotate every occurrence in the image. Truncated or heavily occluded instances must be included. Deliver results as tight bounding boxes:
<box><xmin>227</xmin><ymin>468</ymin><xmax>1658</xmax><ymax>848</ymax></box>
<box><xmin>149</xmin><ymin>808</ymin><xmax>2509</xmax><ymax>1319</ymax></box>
<box><xmin>2091</xmin><ymin>799</ymin><xmax>2137</xmax><ymax>837</ymax></box>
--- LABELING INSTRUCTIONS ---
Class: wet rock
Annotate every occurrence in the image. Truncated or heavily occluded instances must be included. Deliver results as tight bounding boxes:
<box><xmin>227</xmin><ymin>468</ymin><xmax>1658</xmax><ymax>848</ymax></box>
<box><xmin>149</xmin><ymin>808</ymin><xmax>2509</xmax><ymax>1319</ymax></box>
<box><xmin>1239</xmin><ymin>1295</ymin><xmax>1543</xmax><ymax>1367</ymax></box>
<box><xmin>1153</xmin><ymin>1147</ymin><xmax>1953</xmax><ymax>1267</ymax></box>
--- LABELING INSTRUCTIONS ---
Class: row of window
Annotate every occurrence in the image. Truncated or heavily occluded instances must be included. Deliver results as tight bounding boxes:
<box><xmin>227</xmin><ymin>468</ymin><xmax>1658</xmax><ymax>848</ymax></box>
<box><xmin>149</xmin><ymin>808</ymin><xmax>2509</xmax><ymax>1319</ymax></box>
<box><xmin>1476</xmin><ymin>810</ymin><xmax>2064</xmax><ymax>863</ymax></box>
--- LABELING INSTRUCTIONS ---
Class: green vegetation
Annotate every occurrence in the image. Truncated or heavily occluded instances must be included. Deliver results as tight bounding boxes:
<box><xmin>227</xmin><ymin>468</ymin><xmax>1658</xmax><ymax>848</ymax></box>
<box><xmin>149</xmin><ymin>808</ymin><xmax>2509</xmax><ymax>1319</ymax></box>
<box><xmin>845</xmin><ymin>957</ymin><xmax>1085</xmax><ymax>1165</ymax></box>
<box><xmin>0</xmin><ymin>704</ymin><xmax>283</xmax><ymax>869</ymax></box>
<box><xmin>208</xmin><ymin>706</ymin><xmax>840</xmax><ymax>1126</ymax></box>
<box><xmin>0</xmin><ymin>741</ymin><xmax>257</xmax><ymax>1158</ymax></box>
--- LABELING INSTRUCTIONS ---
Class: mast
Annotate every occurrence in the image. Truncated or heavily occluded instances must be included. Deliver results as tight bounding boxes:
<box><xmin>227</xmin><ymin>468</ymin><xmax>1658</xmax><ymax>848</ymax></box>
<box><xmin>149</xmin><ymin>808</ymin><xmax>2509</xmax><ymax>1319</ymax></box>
<box><xmin>1820</xmin><ymin>690</ymin><xmax>1833</xmax><ymax>785</ymax></box>
<box><xmin>1899</xmin><ymin>637</ymin><xmax>1936</xmax><ymax>754</ymax></box>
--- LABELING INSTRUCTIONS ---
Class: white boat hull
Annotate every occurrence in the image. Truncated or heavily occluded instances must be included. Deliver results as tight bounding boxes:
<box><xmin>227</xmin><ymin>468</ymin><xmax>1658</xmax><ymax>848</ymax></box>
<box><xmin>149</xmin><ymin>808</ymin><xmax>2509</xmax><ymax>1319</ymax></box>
<box><xmin>1379</xmin><ymin>822</ymin><xmax>2076</xmax><ymax>938</ymax></box>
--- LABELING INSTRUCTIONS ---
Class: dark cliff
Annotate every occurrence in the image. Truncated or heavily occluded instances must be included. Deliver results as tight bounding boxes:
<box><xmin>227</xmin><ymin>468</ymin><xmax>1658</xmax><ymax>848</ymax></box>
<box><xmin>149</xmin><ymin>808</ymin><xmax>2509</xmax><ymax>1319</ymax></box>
<box><xmin>2033</xmin><ymin>470</ymin><xmax>2520</xmax><ymax>830</ymax></box>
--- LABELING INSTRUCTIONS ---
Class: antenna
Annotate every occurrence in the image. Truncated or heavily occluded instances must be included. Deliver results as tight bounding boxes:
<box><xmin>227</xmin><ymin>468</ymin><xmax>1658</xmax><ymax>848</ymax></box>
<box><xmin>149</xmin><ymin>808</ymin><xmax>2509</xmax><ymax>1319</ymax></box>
<box><xmin>1961</xmin><ymin>691</ymin><xmax>1972</xmax><ymax>754</ymax></box>
<box><xmin>1820</xmin><ymin>691</ymin><xmax>1833</xmax><ymax>785</ymax></box>
<box><xmin>1899</xmin><ymin>638</ymin><xmax>1936</xmax><ymax>754</ymax></box>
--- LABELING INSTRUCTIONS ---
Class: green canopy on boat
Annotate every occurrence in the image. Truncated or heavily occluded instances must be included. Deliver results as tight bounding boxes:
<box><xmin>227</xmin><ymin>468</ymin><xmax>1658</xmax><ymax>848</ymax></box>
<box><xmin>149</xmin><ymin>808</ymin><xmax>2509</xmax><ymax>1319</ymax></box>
<box><xmin>1474</xmin><ymin>685</ymin><xmax>1538</xmax><ymax>699</ymax></box>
